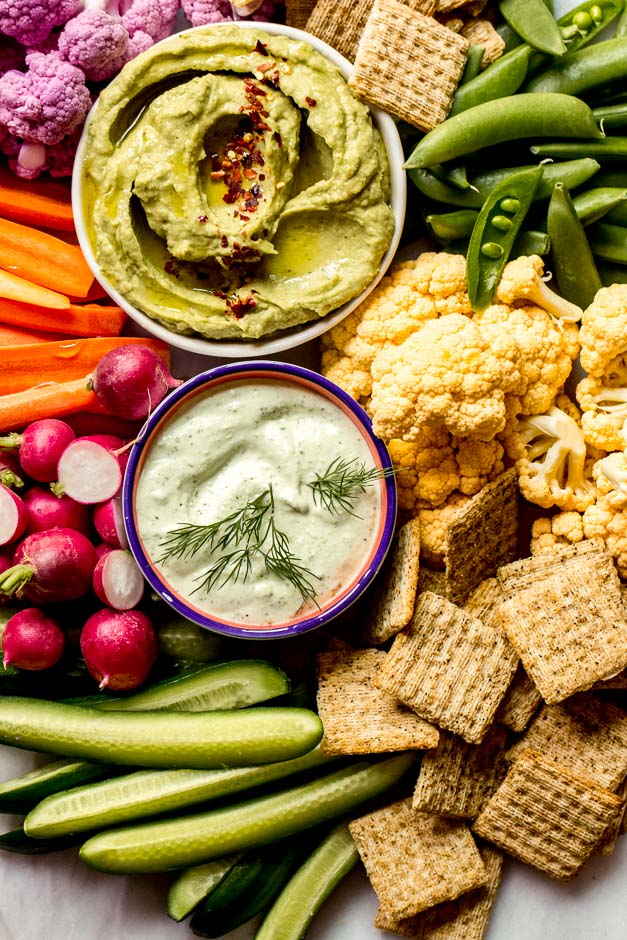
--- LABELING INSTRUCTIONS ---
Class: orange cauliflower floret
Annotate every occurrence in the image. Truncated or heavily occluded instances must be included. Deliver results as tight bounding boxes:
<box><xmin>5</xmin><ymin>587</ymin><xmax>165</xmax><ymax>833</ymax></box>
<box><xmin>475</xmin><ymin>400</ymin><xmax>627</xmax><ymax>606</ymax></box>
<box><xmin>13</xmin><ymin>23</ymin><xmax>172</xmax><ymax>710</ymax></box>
<box><xmin>577</xmin><ymin>374</ymin><xmax>627</xmax><ymax>452</ymax></box>
<box><xmin>369</xmin><ymin>314</ymin><xmax>521</xmax><ymax>442</ymax></box>
<box><xmin>583</xmin><ymin>496</ymin><xmax>627</xmax><ymax>579</ymax></box>
<box><xmin>530</xmin><ymin>512</ymin><xmax>585</xmax><ymax>554</ymax></box>
<box><xmin>578</xmin><ymin>283</ymin><xmax>627</xmax><ymax>377</ymax></box>
<box><xmin>495</xmin><ymin>254</ymin><xmax>583</xmax><ymax>323</ymax></box>
<box><xmin>591</xmin><ymin>452</ymin><xmax>627</xmax><ymax>511</ymax></box>
<box><xmin>418</xmin><ymin>493</ymin><xmax>470</xmax><ymax>569</ymax></box>
<box><xmin>320</xmin><ymin>253</ymin><xmax>469</xmax><ymax>401</ymax></box>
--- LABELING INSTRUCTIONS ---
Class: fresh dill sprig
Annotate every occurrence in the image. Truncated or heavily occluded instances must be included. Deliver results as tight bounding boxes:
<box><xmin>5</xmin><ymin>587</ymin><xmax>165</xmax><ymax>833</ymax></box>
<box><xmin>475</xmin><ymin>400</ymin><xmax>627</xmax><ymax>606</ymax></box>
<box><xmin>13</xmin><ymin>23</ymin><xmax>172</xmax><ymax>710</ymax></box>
<box><xmin>158</xmin><ymin>486</ymin><xmax>320</xmax><ymax>604</ymax></box>
<box><xmin>307</xmin><ymin>456</ymin><xmax>395</xmax><ymax>516</ymax></box>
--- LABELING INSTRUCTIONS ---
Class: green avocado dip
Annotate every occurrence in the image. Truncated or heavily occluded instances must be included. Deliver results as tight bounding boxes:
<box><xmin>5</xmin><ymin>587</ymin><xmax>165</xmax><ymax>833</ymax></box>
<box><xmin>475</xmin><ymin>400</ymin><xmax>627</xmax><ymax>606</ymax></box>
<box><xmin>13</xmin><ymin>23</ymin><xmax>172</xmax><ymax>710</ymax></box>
<box><xmin>81</xmin><ymin>25</ymin><xmax>395</xmax><ymax>341</ymax></box>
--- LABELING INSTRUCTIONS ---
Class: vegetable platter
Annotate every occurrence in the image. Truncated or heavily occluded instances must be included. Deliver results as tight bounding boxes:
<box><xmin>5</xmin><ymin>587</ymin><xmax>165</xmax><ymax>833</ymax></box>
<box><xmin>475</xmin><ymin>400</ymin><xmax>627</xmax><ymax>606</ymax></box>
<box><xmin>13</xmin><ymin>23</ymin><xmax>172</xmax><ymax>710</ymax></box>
<box><xmin>1</xmin><ymin>0</ymin><xmax>627</xmax><ymax>939</ymax></box>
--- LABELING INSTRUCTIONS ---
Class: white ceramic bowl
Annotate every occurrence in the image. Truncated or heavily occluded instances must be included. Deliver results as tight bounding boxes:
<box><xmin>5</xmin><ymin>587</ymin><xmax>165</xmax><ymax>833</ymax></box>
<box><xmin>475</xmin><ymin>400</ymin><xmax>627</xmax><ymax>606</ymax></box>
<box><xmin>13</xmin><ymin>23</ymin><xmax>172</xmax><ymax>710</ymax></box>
<box><xmin>72</xmin><ymin>21</ymin><xmax>406</xmax><ymax>358</ymax></box>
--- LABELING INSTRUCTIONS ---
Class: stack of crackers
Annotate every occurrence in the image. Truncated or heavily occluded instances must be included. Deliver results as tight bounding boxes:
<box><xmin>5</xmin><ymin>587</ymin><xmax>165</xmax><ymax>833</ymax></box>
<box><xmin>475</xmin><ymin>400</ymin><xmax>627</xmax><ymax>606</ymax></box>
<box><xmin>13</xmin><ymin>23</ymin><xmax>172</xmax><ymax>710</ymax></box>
<box><xmin>315</xmin><ymin>471</ymin><xmax>627</xmax><ymax>938</ymax></box>
<box><xmin>285</xmin><ymin>0</ymin><xmax>506</xmax><ymax>130</ymax></box>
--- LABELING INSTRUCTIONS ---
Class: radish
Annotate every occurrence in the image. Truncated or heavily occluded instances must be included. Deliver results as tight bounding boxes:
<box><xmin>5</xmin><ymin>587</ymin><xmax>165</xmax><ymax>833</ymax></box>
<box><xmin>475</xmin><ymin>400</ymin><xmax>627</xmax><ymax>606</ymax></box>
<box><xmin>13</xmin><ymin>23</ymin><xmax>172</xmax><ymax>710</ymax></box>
<box><xmin>23</xmin><ymin>487</ymin><xmax>91</xmax><ymax>536</ymax></box>
<box><xmin>94</xmin><ymin>543</ymin><xmax>113</xmax><ymax>561</ymax></box>
<box><xmin>80</xmin><ymin>435</ymin><xmax>130</xmax><ymax>473</ymax></box>
<box><xmin>92</xmin><ymin>549</ymin><xmax>144</xmax><ymax>610</ymax></box>
<box><xmin>0</xmin><ymin>485</ymin><xmax>28</xmax><ymax>547</ymax></box>
<box><xmin>2</xmin><ymin>608</ymin><xmax>65</xmax><ymax>670</ymax></box>
<box><xmin>0</xmin><ymin>453</ymin><xmax>24</xmax><ymax>490</ymax></box>
<box><xmin>0</xmin><ymin>419</ymin><xmax>75</xmax><ymax>482</ymax></box>
<box><xmin>54</xmin><ymin>438</ymin><xmax>122</xmax><ymax>505</ymax></box>
<box><xmin>80</xmin><ymin>608</ymin><xmax>158</xmax><ymax>690</ymax></box>
<box><xmin>93</xmin><ymin>496</ymin><xmax>128</xmax><ymax>548</ymax></box>
<box><xmin>0</xmin><ymin>551</ymin><xmax>11</xmax><ymax>577</ymax></box>
<box><xmin>0</xmin><ymin>528</ymin><xmax>96</xmax><ymax>604</ymax></box>
<box><xmin>90</xmin><ymin>344</ymin><xmax>182</xmax><ymax>420</ymax></box>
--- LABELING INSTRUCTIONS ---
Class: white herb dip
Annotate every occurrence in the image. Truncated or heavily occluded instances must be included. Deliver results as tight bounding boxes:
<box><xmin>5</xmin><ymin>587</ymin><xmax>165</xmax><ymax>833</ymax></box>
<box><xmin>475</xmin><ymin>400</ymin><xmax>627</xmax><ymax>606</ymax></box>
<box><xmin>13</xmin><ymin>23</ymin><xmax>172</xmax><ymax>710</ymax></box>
<box><xmin>135</xmin><ymin>378</ymin><xmax>382</xmax><ymax>627</ymax></box>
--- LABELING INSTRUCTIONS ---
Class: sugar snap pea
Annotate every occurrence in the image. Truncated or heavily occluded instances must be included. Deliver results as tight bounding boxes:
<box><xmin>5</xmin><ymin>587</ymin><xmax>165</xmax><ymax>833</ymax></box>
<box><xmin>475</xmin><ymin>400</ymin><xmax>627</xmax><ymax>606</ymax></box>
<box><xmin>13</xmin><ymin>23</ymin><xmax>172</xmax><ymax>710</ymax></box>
<box><xmin>588</xmin><ymin>221</ymin><xmax>627</xmax><ymax>263</ymax></box>
<box><xmin>598</xmin><ymin>261</ymin><xmax>627</xmax><ymax>284</ymax></box>
<box><xmin>571</xmin><ymin>187</ymin><xmax>627</xmax><ymax>224</ymax></box>
<box><xmin>531</xmin><ymin>138</ymin><xmax>627</xmax><ymax>160</ymax></box>
<box><xmin>405</xmin><ymin>94</ymin><xmax>602</xmax><ymax>169</ymax></box>
<box><xmin>605</xmin><ymin>200</ymin><xmax>627</xmax><ymax>224</ymax></box>
<box><xmin>467</xmin><ymin>166</ymin><xmax>544</xmax><ymax>312</ymax></box>
<box><xmin>593</xmin><ymin>102</ymin><xmax>627</xmax><ymax>128</ymax></box>
<box><xmin>525</xmin><ymin>37</ymin><xmax>627</xmax><ymax>96</ymax></box>
<box><xmin>513</xmin><ymin>229</ymin><xmax>551</xmax><ymax>256</ymax></box>
<box><xmin>460</xmin><ymin>45</ymin><xmax>485</xmax><ymax>85</ymax></box>
<box><xmin>426</xmin><ymin>209</ymin><xmax>478</xmax><ymax>242</ymax></box>
<box><xmin>619</xmin><ymin>3</ymin><xmax>627</xmax><ymax>34</ymax></box>
<box><xmin>500</xmin><ymin>0</ymin><xmax>566</xmax><ymax>56</ymax></box>
<box><xmin>429</xmin><ymin>163</ymin><xmax>469</xmax><ymax>190</ymax></box>
<box><xmin>450</xmin><ymin>46</ymin><xmax>531</xmax><ymax>117</ymax></box>
<box><xmin>547</xmin><ymin>182</ymin><xmax>601</xmax><ymax>308</ymax></box>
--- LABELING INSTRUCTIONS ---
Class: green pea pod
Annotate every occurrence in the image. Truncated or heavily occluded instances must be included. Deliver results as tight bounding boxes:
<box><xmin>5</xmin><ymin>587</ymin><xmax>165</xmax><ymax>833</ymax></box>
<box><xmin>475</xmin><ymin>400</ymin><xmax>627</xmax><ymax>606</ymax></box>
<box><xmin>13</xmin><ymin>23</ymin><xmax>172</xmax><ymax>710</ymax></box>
<box><xmin>405</xmin><ymin>94</ymin><xmax>602</xmax><ymax>169</ymax></box>
<box><xmin>605</xmin><ymin>200</ymin><xmax>627</xmax><ymax>225</ymax></box>
<box><xmin>571</xmin><ymin>187</ymin><xmax>627</xmax><ymax>225</ymax></box>
<box><xmin>618</xmin><ymin>4</ymin><xmax>627</xmax><ymax>34</ymax></box>
<box><xmin>598</xmin><ymin>261</ymin><xmax>627</xmax><ymax>284</ymax></box>
<box><xmin>592</xmin><ymin>103</ymin><xmax>627</xmax><ymax>128</ymax></box>
<box><xmin>512</xmin><ymin>229</ymin><xmax>551</xmax><ymax>256</ymax></box>
<box><xmin>450</xmin><ymin>46</ymin><xmax>531</xmax><ymax>117</ymax></box>
<box><xmin>429</xmin><ymin>163</ymin><xmax>470</xmax><ymax>190</ymax></box>
<box><xmin>426</xmin><ymin>209</ymin><xmax>479</xmax><ymax>242</ymax></box>
<box><xmin>460</xmin><ymin>45</ymin><xmax>485</xmax><ymax>85</ymax></box>
<box><xmin>588</xmin><ymin>221</ymin><xmax>627</xmax><ymax>263</ymax></box>
<box><xmin>547</xmin><ymin>182</ymin><xmax>601</xmax><ymax>308</ymax></box>
<box><xmin>500</xmin><ymin>0</ymin><xmax>566</xmax><ymax>56</ymax></box>
<box><xmin>467</xmin><ymin>166</ymin><xmax>544</xmax><ymax>312</ymax></box>
<box><xmin>530</xmin><ymin>138</ymin><xmax>627</xmax><ymax>160</ymax></box>
<box><xmin>525</xmin><ymin>36</ymin><xmax>627</xmax><ymax>96</ymax></box>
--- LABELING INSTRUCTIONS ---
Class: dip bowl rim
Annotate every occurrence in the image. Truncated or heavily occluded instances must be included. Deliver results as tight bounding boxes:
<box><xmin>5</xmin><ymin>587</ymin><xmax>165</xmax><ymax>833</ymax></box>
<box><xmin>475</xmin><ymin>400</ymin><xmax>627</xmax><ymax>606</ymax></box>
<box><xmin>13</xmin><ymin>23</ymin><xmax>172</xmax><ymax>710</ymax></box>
<box><xmin>72</xmin><ymin>20</ymin><xmax>407</xmax><ymax>359</ymax></box>
<box><xmin>122</xmin><ymin>360</ymin><xmax>398</xmax><ymax>640</ymax></box>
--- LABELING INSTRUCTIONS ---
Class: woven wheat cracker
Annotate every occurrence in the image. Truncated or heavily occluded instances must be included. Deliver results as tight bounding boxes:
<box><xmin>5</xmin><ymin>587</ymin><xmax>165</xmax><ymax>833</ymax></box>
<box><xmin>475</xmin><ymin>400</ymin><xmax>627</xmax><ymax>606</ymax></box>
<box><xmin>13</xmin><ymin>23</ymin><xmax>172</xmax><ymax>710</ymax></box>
<box><xmin>374</xmin><ymin>592</ymin><xmax>518</xmax><ymax>743</ymax></box>
<box><xmin>349</xmin><ymin>798</ymin><xmax>487</xmax><ymax>919</ymax></box>
<box><xmin>597</xmin><ymin>778</ymin><xmax>627</xmax><ymax>857</ymax></box>
<box><xmin>349</xmin><ymin>0</ymin><xmax>468</xmax><ymax>130</ymax></box>
<box><xmin>444</xmin><ymin>470</ymin><xmax>518</xmax><ymax>604</ymax></box>
<box><xmin>496</xmin><ymin>664</ymin><xmax>542</xmax><ymax>733</ymax></box>
<box><xmin>436</xmin><ymin>0</ymin><xmax>473</xmax><ymax>10</ymax></box>
<box><xmin>316</xmin><ymin>649</ymin><xmax>439</xmax><ymax>754</ymax></box>
<box><xmin>460</xmin><ymin>19</ymin><xmax>504</xmax><ymax>67</ymax></box>
<box><xmin>505</xmin><ymin>694</ymin><xmax>627</xmax><ymax>791</ymax></box>
<box><xmin>472</xmin><ymin>750</ymin><xmax>623</xmax><ymax>880</ymax></box>
<box><xmin>463</xmin><ymin>578</ymin><xmax>506</xmax><ymax>627</ymax></box>
<box><xmin>285</xmin><ymin>0</ymin><xmax>317</xmax><ymax>27</ymax></box>
<box><xmin>413</xmin><ymin>725</ymin><xmax>509</xmax><ymax>819</ymax></box>
<box><xmin>418</xmin><ymin>566</ymin><xmax>449</xmax><ymax>597</ymax></box>
<box><xmin>364</xmin><ymin>517</ymin><xmax>421</xmax><ymax>645</ymax></box>
<box><xmin>439</xmin><ymin>14</ymin><xmax>465</xmax><ymax>30</ymax></box>
<box><xmin>373</xmin><ymin>845</ymin><xmax>503</xmax><ymax>939</ymax></box>
<box><xmin>593</xmin><ymin>669</ymin><xmax>627</xmax><ymax>690</ymax></box>
<box><xmin>496</xmin><ymin>541</ymin><xmax>627</xmax><ymax>702</ymax></box>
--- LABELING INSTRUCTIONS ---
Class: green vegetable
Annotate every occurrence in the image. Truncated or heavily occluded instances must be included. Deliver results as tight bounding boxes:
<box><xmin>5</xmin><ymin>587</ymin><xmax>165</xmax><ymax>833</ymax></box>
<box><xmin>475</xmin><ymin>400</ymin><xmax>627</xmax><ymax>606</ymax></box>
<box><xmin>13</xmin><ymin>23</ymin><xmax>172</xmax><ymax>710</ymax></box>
<box><xmin>459</xmin><ymin>45</ymin><xmax>486</xmax><ymax>86</ymax></box>
<box><xmin>592</xmin><ymin>102</ymin><xmax>627</xmax><ymax>128</ymax></box>
<box><xmin>547</xmin><ymin>182</ymin><xmax>602</xmax><ymax>308</ymax></box>
<box><xmin>79</xmin><ymin>753</ymin><xmax>416</xmax><ymax>874</ymax></box>
<box><xmin>597</xmin><ymin>261</ymin><xmax>627</xmax><ymax>283</ymax></box>
<box><xmin>467</xmin><ymin>166</ymin><xmax>543</xmax><ymax>312</ymax></box>
<box><xmin>524</xmin><ymin>36</ymin><xmax>627</xmax><ymax>96</ymax></box>
<box><xmin>530</xmin><ymin>138</ymin><xmax>627</xmax><ymax>160</ymax></box>
<box><xmin>0</xmin><ymin>826</ymin><xmax>80</xmax><ymax>855</ymax></box>
<box><xmin>426</xmin><ymin>209</ymin><xmax>479</xmax><ymax>242</ymax></box>
<box><xmin>168</xmin><ymin>857</ymin><xmax>241</xmax><ymax>922</ymax></box>
<box><xmin>405</xmin><ymin>94</ymin><xmax>602</xmax><ymax>169</ymax></box>
<box><xmin>0</xmin><ymin>697</ymin><xmax>322</xmax><ymax>769</ymax></box>
<box><xmin>0</xmin><ymin>758</ymin><xmax>114</xmax><ymax>815</ymax></box>
<box><xmin>571</xmin><ymin>186</ymin><xmax>627</xmax><ymax>224</ymax></box>
<box><xmin>450</xmin><ymin>46</ymin><xmax>531</xmax><ymax>117</ymax></box>
<box><xmin>605</xmin><ymin>199</ymin><xmax>627</xmax><ymax>224</ymax></box>
<box><xmin>588</xmin><ymin>220</ymin><xmax>627</xmax><ymax>262</ymax></box>
<box><xmin>254</xmin><ymin>823</ymin><xmax>359</xmax><ymax>940</ymax></box>
<box><xmin>157</xmin><ymin>617</ymin><xmax>227</xmax><ymax>663</ymax></box>
<box><xmin>500</xmin><ymin>0</ymin><xmax>566</xmax><ymax>56</ymax></box>
<box><xmin>512</xmin><ymin>229</ymin><xmax>552</xmax><ymax>256</ymax></box>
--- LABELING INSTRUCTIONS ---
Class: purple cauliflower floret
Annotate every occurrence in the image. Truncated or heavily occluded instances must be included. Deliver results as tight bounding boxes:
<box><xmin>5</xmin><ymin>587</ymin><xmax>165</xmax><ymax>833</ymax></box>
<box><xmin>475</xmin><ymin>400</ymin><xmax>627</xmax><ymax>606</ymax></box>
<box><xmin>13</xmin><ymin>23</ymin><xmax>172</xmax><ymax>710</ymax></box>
<box><xmin>181</xmin><ymin>0</ymin><xmax>235</xmax><ymax>25</ymax></box>
<box><xmin>0</xmin><ymin>0</ymin><xmax>81</xmax><ymax>48</ymax></box>
<box><xmin>58</xmin><ymin>9</ymin><xmax>129</xmax><ymax>82</ymax></box>
<box><xmin>121</xmin><ymin>0</ymin><xmax>180</xmax><ymax>41</ymax></box>
<box><xmin>0</xmin><ymin>50</ymin><xmax>91</xmax><ymax>146</ymax></box>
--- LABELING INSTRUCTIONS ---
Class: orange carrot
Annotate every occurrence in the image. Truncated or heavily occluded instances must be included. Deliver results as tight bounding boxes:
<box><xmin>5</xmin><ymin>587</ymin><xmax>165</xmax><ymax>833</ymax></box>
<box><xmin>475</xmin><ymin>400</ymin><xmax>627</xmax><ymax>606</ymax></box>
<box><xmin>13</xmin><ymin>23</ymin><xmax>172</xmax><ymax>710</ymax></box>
<box><xmin>0</xmin><ymin>268</ymin><xmax>70</xmax><ymax>309</ymax></box>
<box><xmin>0</xmin><ymin>377</ymin><xmax>99</xmax><ymax>431</ymax></box>
<box><xmin>0</xmin><ymin>336</ymin><xmax>170</xmax><ymax>395</ymax></box>
<box><xmin>0</xmin><ymin>324</ymin><xmax>73</xmax><ymax>346</ymax></box>
<box><xmin>0</xmin><ymin>169</ymin><xmax>74</xmax><ymax>232</ymax></box>
<box><xmin>0</xmin><ymin>217</ymin><xmax>94</xmax><ymax>298</ymax></box>
<box><xmin>0</xmin><ymin>297</ymin><xmax>126</xmax><ymax>337</ymax></box>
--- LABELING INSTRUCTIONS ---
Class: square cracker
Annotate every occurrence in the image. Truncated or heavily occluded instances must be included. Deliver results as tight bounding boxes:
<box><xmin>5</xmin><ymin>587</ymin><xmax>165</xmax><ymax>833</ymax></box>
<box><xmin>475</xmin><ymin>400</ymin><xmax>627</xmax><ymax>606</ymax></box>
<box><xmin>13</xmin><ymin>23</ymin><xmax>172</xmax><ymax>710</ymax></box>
<box><xmin>460</xmin><ymin>19</ymin><xmax>505</xmax><ymax>68</ymax></box>
<box><xmin>364</xmin><ymin>517</ymin><xmax>421</xmax><ymax>645</ymax></box>
<box><xmin>472</xmin><ymin>750</ymin><xmax>624</xmax><ymax>880</ymax></box>
<box><xmin>373</xmin><ymin>844</ymin><xmax>503</xmax><ymax>939</ymax></box>
<box><xmin>597</xmin><ymin>777</ymin><xmax>627</xmax><ymax>857</ymax></box>
<box><xmin>418</xmin><ymin>566</ymin><xmax>449</xmax><ymax>597</ymax></box>
<box><xmin>285</xmin><ymin>0</ymin><xmax>317</xmax><ymax>28</ymax></box>
<box><xmin>306</xmin><ymin>0</ymin><xmax>438</xmax><ymax>64</ymax></box>
<box><xmin>444</xmin><ymin>469</ymin><xmax>518</xmax><ymax>604</ymax></box>
<box><xmin>316</xmin><ymin>648</ymin><xmax>440</xmax><ymax>754</ymax></box>
<box><xmin>505</xmin><ymin>693</ymin><xmax>627</xmax><ymax>791</ymax></box>
<box><xmin>496</xmin><ymin>540</ymin><xmax>627</xmax><ymax>703</ymax></box>
<box><xmin>349</xmin><ymin>0</ymin><xmax>468</xmax><ymax>131</ymax></box>
<box><xmin>375</xmin><ymin>591</ymin><xmax>518</xmax><ymax>743</ymax></box>
<box><xmin>496</xmin><ymin>664</ymin><xmax>542</xmax><ymax>733</ymax></box>
<box><xmin>349</xmin><ymin>798</ymin><xmax>487</xmax><ymax>919</ymax></box>
<box><xmin>413</xmin><ymin>725</ymin><xmax>509</xmax><ymax>820</ymax></box>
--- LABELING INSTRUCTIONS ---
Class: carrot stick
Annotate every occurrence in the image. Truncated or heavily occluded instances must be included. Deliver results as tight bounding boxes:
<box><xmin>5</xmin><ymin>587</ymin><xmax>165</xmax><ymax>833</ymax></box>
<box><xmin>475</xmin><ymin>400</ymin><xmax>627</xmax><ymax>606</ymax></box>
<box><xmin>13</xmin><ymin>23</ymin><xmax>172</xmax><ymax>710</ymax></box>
<box><xmin>0</xmin><ymin>169</ymin><xmax>74</xmax><ymax>232</ymax></box>
<box><xmin>0</xmin><ymin>297</ymin><xmax>126</xmax><ymax>337</ymax></box>
<box><xmin>0</xmin><ymin>268</ymin><xmax>70</xmax><ymax>309</ymax></box>
<box><xmin>0</xmin><ymin>324</ymin><xmax>73</xmax><ymax>346</ymax></box>
<box><xmin>0</xmin><ymin>336</ymin><xmax>170</xmax><ymax>395</ymax></box>
<box><xmin>0</xmin><ymin>377</ymin><xmax>99</xmax><ymax>431</ymax></box>
<box><xmin>0</xmin><ymin>217</ymin><xmax>94</xmax><ymax>298</ymax></box>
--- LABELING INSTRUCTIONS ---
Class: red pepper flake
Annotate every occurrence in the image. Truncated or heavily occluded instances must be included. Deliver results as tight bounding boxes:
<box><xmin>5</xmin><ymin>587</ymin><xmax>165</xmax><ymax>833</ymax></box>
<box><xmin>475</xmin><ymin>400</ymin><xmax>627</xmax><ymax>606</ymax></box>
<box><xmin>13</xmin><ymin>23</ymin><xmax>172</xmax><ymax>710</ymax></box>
<box><xmin>259</xmin><ymin>173</ymin><xmax>266</xmax><ymax>181</ymax></box>
<box><xmin>243</xmin><ymin>167</ymin><xmax>256</xmax><ymax>180</ymax></box>
<box><xmin>239</xmin><ymin>214</ymin><xmax>250</xmax><ymax>221</ymax></box>
<box><xmin>210</xmin><ymin>170</ymin><xmax>225</xmax><ymax>180</ymax></box>
<box><xmin>197</xmin><ymin>214</ymin><xmax>208</xmax><ymax>224</ymax></box>
<box><xmin>227</xmin><ymin>291</ymin><xmax>257</xmax><ymax>318</ymax></box>
<box><xmin>305</xmin><ymin>97</ymin><xmax>317</xmax><ymax>107</ymax></box>
<box><xmin>221</xmin><ymin>235</ymin><xmax>229</xmax><ymax>248</ymax></box>
<box><xmin>257</xmin><ymin>61</ymin><xmax>273</xmax><ymax>72</ymax></box>
<box><xmin>255</xmin><ymin>39</ymin><xmax>269</xmax><ymax>55</ymax></box>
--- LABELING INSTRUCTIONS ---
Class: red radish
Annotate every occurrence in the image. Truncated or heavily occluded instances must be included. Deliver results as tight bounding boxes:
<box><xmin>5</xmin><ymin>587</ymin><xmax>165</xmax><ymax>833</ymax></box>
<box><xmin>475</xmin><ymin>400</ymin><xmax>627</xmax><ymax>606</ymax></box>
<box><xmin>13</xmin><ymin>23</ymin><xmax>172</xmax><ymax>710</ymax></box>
<box><xmin>0</xmin><ymin>419</ymin><xmax>75</xmax><ymax>482</ymax></box>
<box><xmin>2</xmin><ymin>608</ymin><xmax>65</xmax><ymax>670</ymax></box>
<box><xmin>0</xmin><ymin>551</ymin><xmax>11</xmax><ymax>576</ymax></box>
<box><xmin>0</xmin><ymin>453</ymin><xmax>24</xmax><ymax>490</ymax></box>
<box><xmin>80</xmin><ymin>434</ymin><xmax>129</xmax><ymax>473</ymax></box>
<box><xmin>92</xmin><ymin>549</ymin><xmax>144</xmax><ymax>610</ymax></box>
<box><xmin>54</xmin><ymin>438</ymin><xmax>122</xmax><ymax>505</ymax></box>
<box><xmin>0</xmin><ymin>485</ymin><xmax>28</xmax><ymax>546</ymax></box>
<box><xmin>94</xmin><ymin>542</ymin><xmax>113</xmax><ymax>561</ymax></box>
<box><xmin>91</xmin><ymin>344</ymin><xmax>182</xmax><ymax>420</ymax></box>
<box><xmin>0</xmin><ymin>527</ymin><xmax>96</xmax><ymax>604</ymax></box>
<box><xmin>93</xmin><ymin>496</ymin><xmax>128</xmax><ymax>548</ymax></box>
<box><xmin>23</xmin><ymin>487</ymin><xmax>91</xmax><ymax>536</ymax></box>
<box><xmin>80</xmin><ymin>608</ymin><xmax>158</xmax><ymax>690</ymax></box>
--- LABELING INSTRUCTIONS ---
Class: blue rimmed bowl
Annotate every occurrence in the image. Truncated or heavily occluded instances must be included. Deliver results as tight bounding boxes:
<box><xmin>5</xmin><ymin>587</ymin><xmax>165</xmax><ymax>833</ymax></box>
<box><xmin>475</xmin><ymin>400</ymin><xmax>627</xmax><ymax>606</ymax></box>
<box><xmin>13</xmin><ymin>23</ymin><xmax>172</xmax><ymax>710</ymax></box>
<box><xmin>122</xmin><ymin>361</ymin><xmax>397</xmax><ymax>640</ymax></box>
